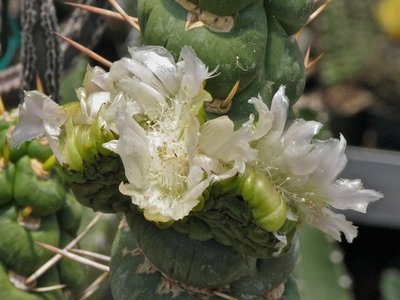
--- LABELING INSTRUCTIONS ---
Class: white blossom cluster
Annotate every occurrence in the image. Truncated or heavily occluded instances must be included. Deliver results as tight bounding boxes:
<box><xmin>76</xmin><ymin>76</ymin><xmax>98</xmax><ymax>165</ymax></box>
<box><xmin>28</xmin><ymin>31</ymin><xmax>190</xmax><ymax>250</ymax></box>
<box><xmin>12</xmin><ymin>46</ymin><xmax>382</xmax><ymax>242</ymax></box>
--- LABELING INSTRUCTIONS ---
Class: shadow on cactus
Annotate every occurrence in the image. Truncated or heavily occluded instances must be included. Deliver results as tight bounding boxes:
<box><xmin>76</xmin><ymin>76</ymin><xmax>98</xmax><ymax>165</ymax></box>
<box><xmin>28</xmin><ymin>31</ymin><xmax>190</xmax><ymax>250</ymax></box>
<box><xmin>9</xmin><ymin>1</ymin><xmax>383</xmax><ymax>299</ymax></box>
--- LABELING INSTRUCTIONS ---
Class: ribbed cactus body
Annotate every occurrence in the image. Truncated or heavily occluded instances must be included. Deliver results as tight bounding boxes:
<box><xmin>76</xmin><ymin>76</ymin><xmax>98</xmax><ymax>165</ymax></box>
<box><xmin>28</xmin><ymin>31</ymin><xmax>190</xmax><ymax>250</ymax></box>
<box><xmin>111</xmin><ymin>219</ymin><xmax>300</xmax><ymax>299</ymax></box>
<box><xmin>138</xmin><ymin>0</ymin><xmax>312</xmax><ymax>123</ymax></box>
<box><xmin>0</xmin><ymin>110</ymin><xmax>85</xmax><ymax>299</ymax></box>
<box><xmin>64</xmin><ymin>154</ymin><xmax>131</xmax><ymax>213</ymax></box>
<box><xmin>0</xmin><ymin>261</ymin><xmax>63</xmax><ymax>300</ymax></box>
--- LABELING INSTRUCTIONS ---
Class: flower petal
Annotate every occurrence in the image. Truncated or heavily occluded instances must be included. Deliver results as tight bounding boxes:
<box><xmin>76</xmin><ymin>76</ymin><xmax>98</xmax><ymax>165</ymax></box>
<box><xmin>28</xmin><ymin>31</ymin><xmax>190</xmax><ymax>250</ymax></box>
<box><xmin>78</xmin><ymin>90</ymin><xmax>110</xmax><ymax>123</ymax></box>
<box><xmin>119</xmin><ymin>77</ymin><xmax>166</xmax><ymax>119</ymax></box>
<box><xmin>270</xmin><ymin>86</ymin><xmax>289</xmax><ymax>138</ymax></box>
<box><xmin>12</xmin><ymin>91</ymin><xmax>66</xmax><ymax>154</ymax></box>
<box><xmin>248</xmin><ymin>96</ymin><xmax>273</xmax><ymax>140</ymax></box>
<box><xmin>328</xmin><ymin>179</ymin><xmax>383</xmax><ymax>212</ymax></box>
<box><xmin>199</xmin><ymin>116</ymin><xmax>257</xmax><ymax>164</ymax></box>
<box><xmin>180</xmin><ymin>46</ymin><xmax>216</xmax><ymax>98</ymax></box>
<box><xmin>105</xmin><ymin>109</ymin><xmax>150</xmax><ymax>189</ymax></box>
<box><xmin>312</xmin><ymin>135</ymin><xmax>348</xmax><ymax>182</ymax></box>
<box><xmin>312</xmin><ymin>208</ymin><xmax>358</xmax><ymax>243</ymax></box>
<box><xmin>128</xmin><ymin>46</ymin><xmax>180</xmax><ymax>95</ymax></box>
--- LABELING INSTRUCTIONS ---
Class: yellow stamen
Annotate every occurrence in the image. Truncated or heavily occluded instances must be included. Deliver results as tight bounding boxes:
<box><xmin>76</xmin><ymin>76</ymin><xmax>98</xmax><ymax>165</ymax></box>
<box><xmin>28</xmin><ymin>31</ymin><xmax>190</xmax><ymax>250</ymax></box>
<box><xmin>53</xmin><ymin>32</ymin><xmax>112</xmax><ymax>68</ymax></box>
<box><xmin>221</xmin><ymin>80</ymin><xmax>240</xmax><ymax>109</ymax></box>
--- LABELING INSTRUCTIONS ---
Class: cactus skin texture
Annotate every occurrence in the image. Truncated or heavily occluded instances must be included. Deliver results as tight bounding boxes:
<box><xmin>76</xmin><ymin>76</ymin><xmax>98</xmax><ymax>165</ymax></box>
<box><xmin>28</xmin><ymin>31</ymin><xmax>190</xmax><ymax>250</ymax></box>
<box><xmin>138</xmin><ymin>0</ymin><xmax>313</xmax><ymax>123</ymax></box>
<box><xmin>111</xmin><ymin>218</ymin><xmax>300</xmax><ymax>300</ymax></box>
<box><xmin>64</xmin><ymin>154</ymin><xmax>132</xmax><ymax>213</ymax></box>
<box><xmin>0</xmin><ymin>109</ymin><xmax>86</xmax><ymax>299</ymax></box>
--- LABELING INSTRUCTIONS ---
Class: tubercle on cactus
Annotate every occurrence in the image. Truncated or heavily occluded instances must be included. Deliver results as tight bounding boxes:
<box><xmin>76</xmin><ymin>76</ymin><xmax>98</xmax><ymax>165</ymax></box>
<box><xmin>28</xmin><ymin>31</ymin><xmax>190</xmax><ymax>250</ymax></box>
<box><xmin>17</xmin><ymin>209</ymin><xmax>42</xmax><ymax>231</ymax></box>
<box><xmin>24</xmin><ymin>213</ymin><xmax>103</xmax><ymax>285</ymax></box>
<box><xmin>1</xmin><ymin>139</ymin><xmax>10</xmax><ymax>167</ymax></box>
<box><xmin>30</xmin><ymin>158</ymin><xmax>51</xmax><ymax>179</ymax></box>
<box><xmin>8</xmin><ymin>270</ymin><xmax>66</xmax><ymax>293</ymax></box>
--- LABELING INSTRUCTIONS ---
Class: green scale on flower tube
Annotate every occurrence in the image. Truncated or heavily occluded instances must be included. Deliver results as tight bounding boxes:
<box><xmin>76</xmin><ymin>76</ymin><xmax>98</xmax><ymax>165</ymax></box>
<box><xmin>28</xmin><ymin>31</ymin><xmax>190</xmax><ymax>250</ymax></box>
<box><xmin>215</xmin><ymin>167</ymin><xmax>288</xmax><ymax>232</ymax></box>
<box><xmin>60</xmin><ymin>102</ymin><xmax>115</xmax><ymax>172</ymax></box>
<box><xmin>64</xmin><ymin>154</ymin><xmax>132</xmax><ymax>213</ymax></box>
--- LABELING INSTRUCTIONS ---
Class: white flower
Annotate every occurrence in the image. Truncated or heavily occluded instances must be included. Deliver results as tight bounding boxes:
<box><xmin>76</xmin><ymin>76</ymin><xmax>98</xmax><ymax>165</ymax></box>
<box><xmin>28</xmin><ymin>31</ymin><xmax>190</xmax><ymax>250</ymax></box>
<box><xmin>11</xmin><ymin>69</ymin><xmax>123</xmax><ymax>169</ymax></box>
<box><xmin>11</xmin><ymin>91</ymin><xmax>67</xmax><ymax>163</ymax></box>
<box><xmin>249</xmin><ymin>87</ymin><xmax>383</xmax><ymax>242</ymax></box>
<box><xmin>103</xmin><ymin>46</ymin><xmax>255</xmax><ymax>221</ymax></box>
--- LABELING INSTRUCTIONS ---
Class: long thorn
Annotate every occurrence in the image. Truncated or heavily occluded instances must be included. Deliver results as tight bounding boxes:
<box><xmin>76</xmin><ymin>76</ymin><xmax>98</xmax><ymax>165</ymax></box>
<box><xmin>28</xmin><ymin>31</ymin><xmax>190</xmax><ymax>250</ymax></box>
<box><xmin>221</xmin><ymin>80</ymin><xmax>240</xmax><ymax>109</ymax></box>
<box><xmin>70</xmin><ymin>249</ymin><xmax>111</xmax><ymax>262</ymax></box>
<box><xmin>296</xmin><ymin>0</ymin><xmax>332</xmax><ymax>40</ymax></box>
<box><xmin>35</xmin><ymin>242</ymin><xmax>110</xmax><ymax>272</ymax></box>
<box><xmin>213</xmin><ymin>291</ymin><xmax>238</xmax><ymax>300</ymax></box>
<box><xmin>35</xmin><ymin>73</ymin><xmax>44</xmax><ymax>93</ymax></box>
<box><xmin>107</xmin><ymin>0</ymin><xmax>141</xmax><ymax>32</ymax></box>
<box><xmin>78</xmin><ymin>272</ymin><xmax>109</xmax><ymax>300</ymax></box>
<box><xmin>53</xmin><ymin>32</ymin><xmax>112</xmax><ymax>68</ymax></box>
<box><xmin>306</xmin><ymin>53</ymin><xmax>324</xmax><ymax>72</ymax></box>
<box><xmin>307</xmin><ymin>0</ymin><xmax>333</xmax><ymax>25</ymax></box>
<box><xmin>64</xmin><ymin>2</ymin><xmax>139</xmax><ymax>28</ymax></box>
<box><xmin>304</xmin><ymin>46</ymin><xmax>311</xmax><ymax>68</ymax></box>
<box><xmin>0</xmin><ymin>96</ymin><xmax>4</xmax><ymax>115</ymax></box>
<box><xmin>31</xmin><ymin>284</ymin><xmax>66</xmax><ymax>292</ymax></box>
<box><xmin>25</xmin><ymin>213</ymin><xmax>103</xmax><ymax>285</ymax></box>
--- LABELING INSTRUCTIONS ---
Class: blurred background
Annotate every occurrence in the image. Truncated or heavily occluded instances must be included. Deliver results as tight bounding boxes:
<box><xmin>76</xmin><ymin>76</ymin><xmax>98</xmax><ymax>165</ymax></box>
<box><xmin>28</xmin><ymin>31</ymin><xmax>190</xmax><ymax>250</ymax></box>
<box><xmin>1</xmin><ymin>0</ymin><xmax>400</xmax><ymax>299</ymax></box>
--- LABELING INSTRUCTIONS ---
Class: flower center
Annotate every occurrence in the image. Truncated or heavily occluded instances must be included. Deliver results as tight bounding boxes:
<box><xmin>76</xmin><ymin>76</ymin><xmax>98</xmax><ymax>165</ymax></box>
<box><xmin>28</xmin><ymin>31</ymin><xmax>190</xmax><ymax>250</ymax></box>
<box><xmin>147</xmin><ymin>116</ymin><xmax>189</xmax><ymax>198</ymax></box>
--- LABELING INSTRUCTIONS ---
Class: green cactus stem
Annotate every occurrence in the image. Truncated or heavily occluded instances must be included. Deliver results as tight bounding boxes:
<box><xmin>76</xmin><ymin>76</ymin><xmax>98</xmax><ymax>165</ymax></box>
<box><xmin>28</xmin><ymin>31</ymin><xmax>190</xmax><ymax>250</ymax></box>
<box><xmin>0</xmin><ymin>108</ymin><xmax>86</xmax><ymax>299</ymax></box>
<box><xmin>138</xmin><ymin>0</ymin><xmax>313</xmax><ymax>124</ymax></box>
<box><xmin>111</xmin><ymin>218</ymin><xmax>300</xmax><ymax>300</ymax></box>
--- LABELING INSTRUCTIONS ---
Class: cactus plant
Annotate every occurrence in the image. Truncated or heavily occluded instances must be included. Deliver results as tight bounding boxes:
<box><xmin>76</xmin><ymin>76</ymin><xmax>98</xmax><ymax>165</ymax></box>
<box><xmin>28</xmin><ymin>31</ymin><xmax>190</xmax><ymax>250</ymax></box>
<box><xmin>10</xmin><ymin>1</ymin><xmax>383</xmax><ymax>299</ymax></box>
<box><xmin>0</xmin><ymin>104</ymin><xmax>87</xmax><ymax>299</ymax></box>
